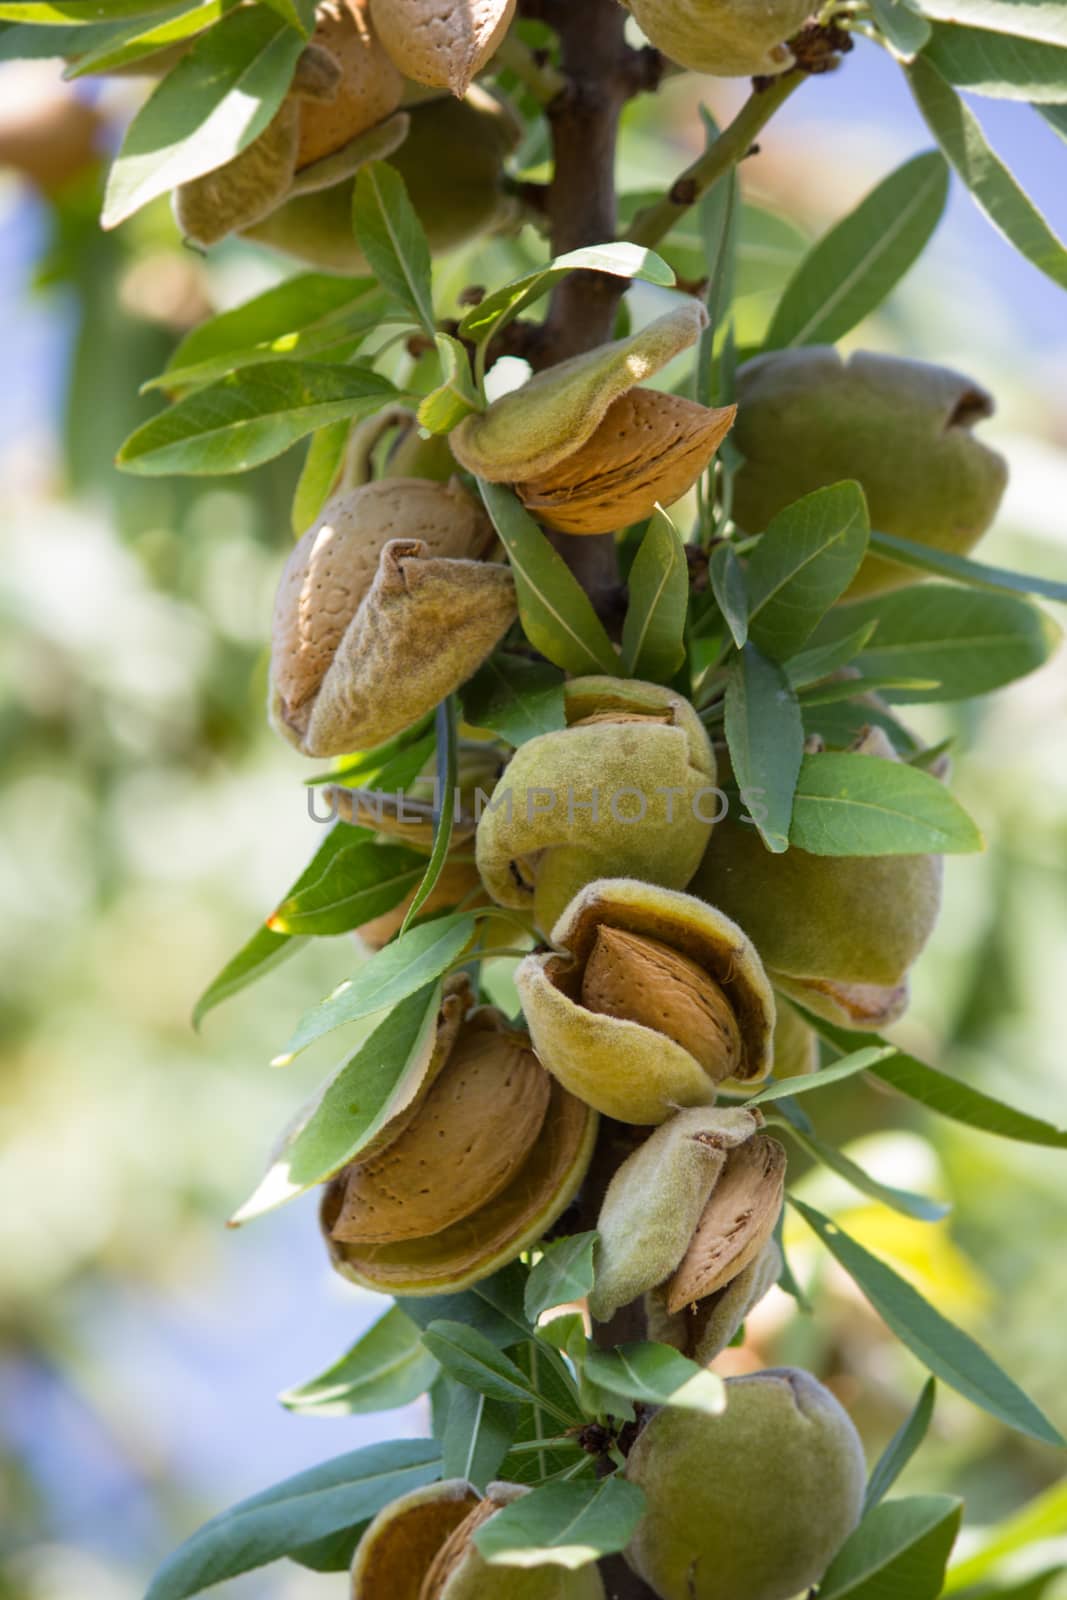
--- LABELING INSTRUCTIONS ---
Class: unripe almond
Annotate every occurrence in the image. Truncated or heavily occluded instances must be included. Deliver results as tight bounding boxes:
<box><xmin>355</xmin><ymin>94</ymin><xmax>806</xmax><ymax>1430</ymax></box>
<box><xmin>329</xmin><ymin>1024</ymin><xmax>551</xmax><ymax>1243</ymax></box>
<box><xmin>666</xmin><ymin>1131</ymin><xmax>786</xmax><ymax>1312</ymax></box>
<box><xmin>370</xmin><ymin>0</ymin><xmax>516</xmax><ymax>96</ymax></box>
<box><xmin>581</xmin><ymin>925</ymin><xmax>743</xmax><ymax>1081</ymax></box>
<box><xmin>296</xmin><ymin>0</ymin><xmax>404</xmax><ymax>170</ymax></box>
<box><xmin>173</xmin><ymin>102</ymin><xmax>299</xmax><ymax>247</ymax></box>
<box><xmin>518</xmin><ymin>390</ymin><xmax>735</xmax><ymax>535</ymax></box>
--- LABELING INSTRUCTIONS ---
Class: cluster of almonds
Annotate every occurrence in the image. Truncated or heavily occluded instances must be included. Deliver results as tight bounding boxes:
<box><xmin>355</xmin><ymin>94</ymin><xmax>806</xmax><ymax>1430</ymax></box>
<box><xmin>248</xmin><ymin>23</ymin><xmax>1009</xmax><ymax>1575</ymax></box>
<box><xmin>171</xmin><ymin>0</ymin><xmax>522</xmax><ymax>260</ymax></box>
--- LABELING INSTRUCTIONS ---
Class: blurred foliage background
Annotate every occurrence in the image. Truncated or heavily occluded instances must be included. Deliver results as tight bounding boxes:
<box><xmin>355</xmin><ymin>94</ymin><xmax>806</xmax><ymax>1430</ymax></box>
<box><xmin>1</xmin><ymin>40</ymin><xmax>1065</xmax><ymax>1600</ymax></box>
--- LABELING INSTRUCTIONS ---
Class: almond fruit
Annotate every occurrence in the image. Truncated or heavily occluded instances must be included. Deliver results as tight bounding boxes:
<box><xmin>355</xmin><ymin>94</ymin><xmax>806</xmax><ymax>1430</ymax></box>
<box><xmin>370</xmin><ymin>0</ymin><xmax>516</xmax><ymax>96</ymax></box>
<box><xmin>296</xmin><ymin>0</ymin><xmax>403</xmax><ymax>170</ymax></box>
<box><xmin>518</xmin><ymin>389</ymin><xmax>735</xmax><ymax>535</ymax></box>
<box><xmin>329</xmin><ymin>1022</ymin><xmax>551</xmax><ymax>1243</ymax></box>
<box><xmin>581</xmin><ymin>925</ymin><xmax>743</xmax><ymax>1081</ymax></box>
<box><xmin>666</xmin><ymin>1132</ymin><xmax>786</xmax><ymax>1312</ymax></box>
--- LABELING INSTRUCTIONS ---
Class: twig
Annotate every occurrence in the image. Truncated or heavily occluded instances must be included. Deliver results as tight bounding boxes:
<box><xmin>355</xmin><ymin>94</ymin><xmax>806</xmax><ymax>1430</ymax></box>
<box><xmin>626</xmin><ymin>72</ymin><xmax>805</xmax><ymax>249</ymax></box>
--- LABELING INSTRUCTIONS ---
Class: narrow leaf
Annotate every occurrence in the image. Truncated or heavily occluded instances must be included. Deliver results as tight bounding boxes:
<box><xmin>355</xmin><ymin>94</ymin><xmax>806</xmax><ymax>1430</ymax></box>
<box><xmin>479</xmin><ymin>481</ymin><xmax>618</xmax><ymax>676</ymax></box>
<box><xmin>102</xmin><ymin>6</ymin><xmax>303</xmax><ymax>228</ymax></box>
<box><xmin>806</xmin><ymin>1013</ymin><xmax>1067</xmax><ymax>1149</ymax></box>
<box><xmin>745</xmin><ymin>482</ymin><xmax>870</xmax><ymax>660</ymax></box>
<box><xmin>274</xmin><ymin>913</ymin><xmax>475</xmax><ymax>1064</ymax></box>
<box><xmin>441</xmin><ymin>1385</ymin><xmax>518</xmax><ymax>1491</ymax></box>
<box><xmin>708</xmin><ymin>540</ymin><xmax>748</xmax><ymax>647</ymax></box>
<box><xmin>399</xmin><ymin>696</ymin><xmax>457</xmax><ymax>936</ymax></box>
<box><xmin>268</xmin><ymin>840</ymin><xmax>426</xmax><ymax>936</ymax></box>
<box><xmin>792</xmin><ymin>1199</ymin><xmax>1065</xmax><ymax>1446</ymax></box>
<box><xmin>118</xmin><ymin>362</ymin><xmax>400</xmax><ymax>476</ymax></box>
<box><xmin>525</xmin><ymin>1234</ymin><xmax>599</xmax><ymax>1324</ymax></box>
<box><xmin>747</xmin><ymin>1045</ymin><xmax>897</xmax><ymax>1106</ymax></box>
<box><xmin>790</xmin><ymin>751</ymin><xmax>984</xmax><ymax>855</ymax></box>
<box><xmin>292</xmin><ymin>419</ymin><xmax>349</xmax><ymax>534</ymax></box>
<box><xmin>864</xmin><ymin>1379</ymin><xmax>938</xmax><ymax>1512</ymax></box>
<box><xmin>458</xmin><ymin>242</ymin><xmax>675</xmax><ymax>344</ymax></box>
<box><xmin>461</xmin><ymin>654</ymin><xmax>566</xmax><ymax>747</ymax></box>
<box><xmin>944</xmin><ymin>1477</ymin><xmax>1067</xmax><ymax>1590</ymax></box>
<box><xmin>64</xmin><ymin>0</ymin><xmax>224</xmax><ymax>78</ymax></box>
<box><xmin>585</xmin><ymin>1343</ymin><xmax>726</xmax><ymax>1418</ymax></box>
<box><xmin>474</xmin><ymin>1477</ymin><xmax>647</xmax><ymax>1569</ymax></box>
<box><xmin>232</xmin><ymin>981</ymin><xmax>444</xmax><ymax>1221</ymax></box>
<box><xmin>724</xmin><ymin>644</ymin><xmax>804</xmax><ymax>853</ymax></box>
<box><xmin>819</xmin><ymin>1494</ymin><xmax>962</xmax><ymax>1600</ymax></box>
<box><xmin>871</xmin><ymin>0</ymin><xmax>933</xmax><ymax>57</ymax></box>
<box><xmin>908</xmin><ymin>54</ymin><xmax>1067</xmax><ymax>288</ymax></box>
<box><xmin>422</xmin><ymin>1322</ymin><xmax>579</xmax><ymax>1423</ymax></box>
<box><xmin>784</xmin><ymin>621</ymin><xmax>879</xmax><ymax>689</ymax></box>
<box><xmin>916</xmin><ymin>0</ymin><xmax>1067</xmax><ymax>47</ymax></box>
<box><xmin>765</xmin><ymin>151</ymin><xmax>949</xmax><ymax>349</ymax></box>
<box><xmin>399</xmin><ymin>1263</ymin><xmax>533</xmax><ymax>1349</ymax></box>
<box><xmin>417</xmin><ymin>333</ymin><xmax>483</xmax><ymax>434</ymax></box>
<box><xmin>620</xmin><ymin>507</ymin><xmax>689</xmax><ymax>681</ymax></box>
<box><xmin>925</xmin><ymin>22</ymin><xmax>1067</xmax><ymax>101</ymax></box>
<box><xmin>781</xmin><ymin>1124</ymin><xmax>949</xmax><ymax>1224</ymax></box>
<box><xmin>143</xmin><ymin>1439</ymin><xmax>442</xmax><ymax>1600</ymax></box>
<box><xmin>868</xmin><ymin>529</ymin><xmax>1067</xmax><ymax>603</ymax></box>
<box><xmin>280</xmin><ymin>1307</ymin><xmax>440</xmax><ymax>1416</ymax></box>
<box><xmin>353</xmin><ymin>161</ymin><xmax>435</xmax><ymax>336</ymax></box>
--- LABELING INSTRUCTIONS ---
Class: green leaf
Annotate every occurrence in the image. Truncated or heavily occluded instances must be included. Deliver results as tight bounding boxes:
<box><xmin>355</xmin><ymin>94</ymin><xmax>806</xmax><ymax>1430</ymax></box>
<box><xmin>474</xmin><ymin>1477</ymin><xmax>647</xmax><ymax>1568</ymax></box>
<box><xmin>1036</xmin><ymin>100</ymin><xmax>1067</xmax><ymax>141</ymax></box>
<box><xmin>915</xmin><ymin>0</ymin><xmax>1067</xmax><ymax>47</ymax></box>
<box><xmin>747</xmin><ymin>1045</ymin><xmax>897</xmax><ymax>1106</ymax></box>
<box><xmin>924</xmin><ymin>22</ymin><xmax>1067</xmax><ymax>100</ymax></box>
<box><xmin>792</xmin><ymin>1199</ymin><xmax>1065</xmax><ymax>1446</ymax></box>
<box><xmin>790</xmin><ymin>751</ymin><xmax>984</xmax><ymax>855</ymax></box>
<box><xmin>871</xmin><ymin>0</ymin><xmax>933</xmax><ymax>58</ymax></box>
<box><xmin>908</xmin><ymin>55</ymin><xmax>1067</xmax><ymax>289</ymax></box>
<box><xmin>119</xmin><ymin>362</ymin><xmax>400</xmax><ymax>476</ymax></box>
<box><xmin>192</xmin><ymin>822</ymin><xmax>365</xmax><ymax>1027</ymax></box>
<box><xmin>864</xmin><ymin>1379</ymin><xmax>938</xmax><ymax>1513</ymax></box>
<box><xmin>806</xmin><ymin>1014</ymin><xmax>1067</xmax><ymax>1149</ymax></box>
<box><xmin>292</xmin><ymin>419</ymin><xmax>349</xmax><ymax>534</ymax></box>
<box><xmin>806</xmin><ymin>583</ymin><xmax>1058</xmax><ymax>702</ymax></box>
<box><xmin>194</xmin><ymin>924</ymin><xmax>307</xmax><ymax>1032</ymax></box>
<box><xmin>458</xmin><ymin>242</ymin><xmax>676</xmax><ymax>344</ymax></box>
<box><xmin>267</xmin><ymin>840</ymin><xmax>427</xmax><ymax>937</ymax></box>
<box><xmin>63</xmin><ymin>0</ymin><xmax>223</xmax><ymax>77</ymax></box>
<box><xmin>101</xmin><ymin>6</ymin><xmax>303</xmax><ymax>228</ymax></box>
<box><xmin>0</xmin><ymin>1</ymin><xmax>183</xmax><ymax>20</ymax></box>
<box><xmin>780</xmin><ymin>1124</ymin><xmax>949</xmax><ymax>1224</ymax></box>
<box><xmin>280</xmin><ymin>1307</ymin><xmax>440</xmax><ymax>1416</ymax></box>
<box><xmin>353</xmin><ymin>161</ymin><xmax>435</xmax><ymax>337</ymax></box>
<box><xmin>461</xmin><ymin>654</ymin><xmax>566</xmax><ymax>747</ymax></box>
<box><xmin>820</xmin><ymin>1494</ymin><xmax>962</xmax><ymax>1600</ymax></box>
<box><xmin>745</xmin><ymin>482</ymin><xmax>871</xmax><ymax>660</ymax></box>
<box><xmin>398</xmin><ymin>697</ymin><xmax>457</xmax><ymax>936</ymax></box>
<box><xmin>274</xmin><ymin>912</ymin><xmax>476</xmax><ymax>1064</ymax></box>
<box><xmin>258</xmin><ymin>0</ymin><xmax>315</xmax><ymax>33</ymax></box>
<box><xmin>784</xmin><ymin>621</ymin><xmax>879</xmax><ymax>689</ymax></box>
<box><xmin>868</xmin><ymin>529</ymin><xmax>1067</xmax><ymax>604</ymax></box>
<box><xmin>232</xmin><ymin>981</ymin><xmax>444</xmax><ymax>1222</ymax></box>
<box><xmin>143</xmin><ymin>1438</ymin><xmax>442</xmax><ymax>1600</ymax></box>
<box><xmin>585</xmin><ymin>1343</ymin><xmax>726</xmax><ymax>1418</ymax></box>
<box><xmin>620</xmin><ymin>508</ymin><xmax>689</xmax><ymax>681</ymax></box>
<box><xmin>765</xmin><ymin>152</ymin><xmax>949</xmax><ymax>349</ymax></box>
<box><xmin>156</xmin><ymin>275</ymin><xmax>382</xmax><ymax>391</ymax></box>
<box><xmin>422</xmin><ymin>1322</ymin><xmax>580</xmax><ymax>1425</ymax></box>
<box><xmin>417</xmin><ymin>333</ymin><xmax>484</xmax><ymax>434</ymax></box>
<box><xmin>708</xmin><ymin>541</ymin><xmax>749</xmax><ymax>648</ymax></box>
<box><xmin>479</xmin><ymin>481</ymin><xmax>618</xmax><ymax>676</ymax></box>
<box><xmin>525</xmin><ymin>1234</ymin><xmax>599</xmax><ymax>1323</ymax></box>
<box><xmin>400</xmin><ymin>1263</ymin><xmax>532</xmax><ymax>1349</ymax></box>
<box><xmin>441</xmin><ymin>1385</ymin><xmax>518</xmax><ymax>1491</ymax></box>
<box><xmin>724</xmin><ymin>644</ymin><xmax>804</xmax><ymax>853</ymax></box>
<box><xmin>944</xmin><ymin>1477</ymin><xmax>1067</xmax><ymax>1591</ymax></box>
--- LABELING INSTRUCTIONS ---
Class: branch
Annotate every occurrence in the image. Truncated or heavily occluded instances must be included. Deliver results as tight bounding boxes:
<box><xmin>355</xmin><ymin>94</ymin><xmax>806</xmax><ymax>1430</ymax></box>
<box><xmin>626</xmin><ymin>71</ymin><xmax>805</xmax><ymax>248</ymax></box>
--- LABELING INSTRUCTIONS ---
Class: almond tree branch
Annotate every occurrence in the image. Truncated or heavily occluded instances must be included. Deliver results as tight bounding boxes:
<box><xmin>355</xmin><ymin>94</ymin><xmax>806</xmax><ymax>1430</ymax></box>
<box><xmin>625</xmin><ymin>70</ymin><xmax>805</xmax><ymax>248</ymax></box>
